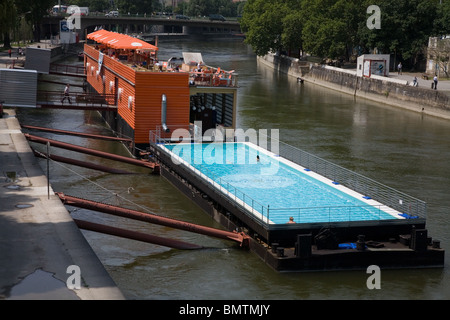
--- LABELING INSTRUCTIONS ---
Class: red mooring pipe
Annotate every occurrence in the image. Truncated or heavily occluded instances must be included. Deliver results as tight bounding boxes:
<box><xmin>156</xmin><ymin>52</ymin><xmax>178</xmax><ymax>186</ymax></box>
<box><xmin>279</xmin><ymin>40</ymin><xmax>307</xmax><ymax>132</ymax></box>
<box><xmin>33</xmin><ymin>148</ymin><xmax>134</xmax><ymax>174</ymax></box>
<box><xmin>57</xmin><ymin>193</ymin><xmax>250</xmax><ymax>247</ymax></box>
<box><xmin>25</xmin><ymin>133</ymin><xmax>157</xmax><ymax>170</ymax></box>
<box><xmin>22</xmin><ymin>125</ymin><xmax>133</xmax><ymax>143</ymax></box>
<box><xmin>73</xmin><ymin>219</ymin><xmax>203</xmax><ymax>250</ymax></box>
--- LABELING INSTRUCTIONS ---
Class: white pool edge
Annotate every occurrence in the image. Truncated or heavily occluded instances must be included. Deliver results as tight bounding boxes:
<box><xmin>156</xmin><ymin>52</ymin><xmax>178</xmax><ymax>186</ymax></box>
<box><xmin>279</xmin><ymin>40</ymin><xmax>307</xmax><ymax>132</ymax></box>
<box><xmin>159</xmin><ymin>142</ymin><xmax>404</xmax><ymax>224</ymax></box>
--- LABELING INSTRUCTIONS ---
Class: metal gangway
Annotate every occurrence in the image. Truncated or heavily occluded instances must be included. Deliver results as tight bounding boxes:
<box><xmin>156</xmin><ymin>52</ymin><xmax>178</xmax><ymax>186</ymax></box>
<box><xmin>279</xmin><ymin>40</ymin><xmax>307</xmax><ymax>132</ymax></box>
<box><xmin>36</xmin><ymin>90</ymin><xmax>117</xmax><ymax>111</ymax></box>
<box><xmin>49</xmin><ymin>63</ymin><xmax>86</xmax><ymax>78</ymax></box>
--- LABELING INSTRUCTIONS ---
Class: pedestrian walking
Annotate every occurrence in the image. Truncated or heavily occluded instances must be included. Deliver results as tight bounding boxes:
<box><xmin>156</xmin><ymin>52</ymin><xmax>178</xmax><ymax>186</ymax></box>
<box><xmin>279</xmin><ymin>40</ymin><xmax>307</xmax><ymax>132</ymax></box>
<box><xmin>433</xmin><ymin>75</ymin><xmax>438</xmax><ymax>90</ymax></box>
<box><xmin>61</xmin><ymin>84</ymin><xmax>72</xmax><ymax>104</ymax></box>
<box><xmin>8</xmin><ymin>48</ymin><xmax>11</xmax><ymax>58</ymax></box>
<box><xmin>397</xmin><ymin>62</ymin><xmax>402</xmax><ymax>75</ymax></box>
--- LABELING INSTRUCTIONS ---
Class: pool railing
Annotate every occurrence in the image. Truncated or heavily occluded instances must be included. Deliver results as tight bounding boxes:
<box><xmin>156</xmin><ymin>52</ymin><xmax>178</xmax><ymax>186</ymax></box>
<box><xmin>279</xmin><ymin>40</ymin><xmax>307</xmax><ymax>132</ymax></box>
<box><xmin>258</xmin><ymin>131</ymin><xmax>427</xmax><ymax>220</ymax></box>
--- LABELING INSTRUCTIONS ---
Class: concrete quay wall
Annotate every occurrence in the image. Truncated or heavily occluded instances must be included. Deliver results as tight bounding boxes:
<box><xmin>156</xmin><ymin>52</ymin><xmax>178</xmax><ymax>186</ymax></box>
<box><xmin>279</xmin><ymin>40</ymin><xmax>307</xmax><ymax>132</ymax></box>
<box><xmin>0</xmin><ymin>108</ymin><xmax>125</xmax><ymax>300</ymax></box>
<box><xmin>258</xmin><ymin>54</ymin><xmax>450</xmax><ymax>120</ymax></box>
<box><xmin>258</xmin><ymin>53</ymin><xmax>311</xmax><ymax>79</ymax></box>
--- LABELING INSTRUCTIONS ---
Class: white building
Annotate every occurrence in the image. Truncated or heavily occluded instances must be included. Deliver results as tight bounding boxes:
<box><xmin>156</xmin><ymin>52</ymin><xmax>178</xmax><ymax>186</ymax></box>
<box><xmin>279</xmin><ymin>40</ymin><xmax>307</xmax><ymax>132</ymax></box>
<box><xmin>426</xmin><ymin>36</ymin><xmax>450</xmax><ymax>77</ymax></box>
<box><xmin>356</xmin><ymin>54</ymin><xmax>390</xmax><ymax>78</ymax></box>
<box><xmin>59</xmin><ymin>19</ymin><xmax>79</xmax><ymax>44</ymax></box>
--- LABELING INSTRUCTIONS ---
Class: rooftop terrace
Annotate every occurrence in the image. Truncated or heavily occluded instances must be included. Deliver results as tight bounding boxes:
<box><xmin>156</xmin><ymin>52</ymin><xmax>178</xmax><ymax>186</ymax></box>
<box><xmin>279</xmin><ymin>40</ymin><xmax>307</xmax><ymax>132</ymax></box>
<box><xmin>85</xmin><ymin>29</ymin><xmax>238</xmax><ymax>87</ymax></box>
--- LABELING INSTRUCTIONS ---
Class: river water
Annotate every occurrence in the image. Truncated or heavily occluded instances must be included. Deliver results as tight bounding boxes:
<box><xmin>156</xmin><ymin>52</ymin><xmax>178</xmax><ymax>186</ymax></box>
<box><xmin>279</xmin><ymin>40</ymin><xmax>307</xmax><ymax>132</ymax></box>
<box><xmin>17</xmin><ymin>39</ymin><xmax>450</xmax><ymax>300</ymax></box>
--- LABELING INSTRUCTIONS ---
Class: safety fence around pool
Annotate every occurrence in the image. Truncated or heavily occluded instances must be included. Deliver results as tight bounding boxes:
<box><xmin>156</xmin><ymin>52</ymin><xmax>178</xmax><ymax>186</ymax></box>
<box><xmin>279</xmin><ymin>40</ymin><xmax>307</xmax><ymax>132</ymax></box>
<box><xmin>257</xmin><ymin>131</ymin><xmax>427</xmax><ymax>220</ymax></box>
<box><xmin>149</xmin><ymin>130</ymin><xmax>427</xmax><ymax>226</ymax></box>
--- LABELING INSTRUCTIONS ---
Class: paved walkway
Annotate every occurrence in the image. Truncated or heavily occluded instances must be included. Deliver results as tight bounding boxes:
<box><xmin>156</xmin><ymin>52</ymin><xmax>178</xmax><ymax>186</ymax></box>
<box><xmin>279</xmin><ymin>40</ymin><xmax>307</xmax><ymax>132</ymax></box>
<box><xmin>389</xmin><ymin>71</ymin><xmax>450</xmax><ymax>94</ymax></box>
<box><xmin>0</xmin><ymin>46</ymin><xmax>27</xmax><ymax>68</ymax></box>
<box><xmin>0</xmin><ymin>108</ymin><xmax>125</xmax><ymax>300</ymax></box>
<box><xmin>0</xmin><ymin>41</ymin><xmax>62</xmax><ymax>69</ymax></box>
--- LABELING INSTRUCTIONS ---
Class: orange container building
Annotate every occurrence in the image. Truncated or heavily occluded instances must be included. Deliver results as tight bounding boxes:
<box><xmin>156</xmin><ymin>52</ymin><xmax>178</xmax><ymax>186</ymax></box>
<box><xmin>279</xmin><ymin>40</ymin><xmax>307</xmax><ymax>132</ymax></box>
<box><xmin>84</xmin><ymin>30</ymin><xmax>238</xmax><ymax>153</ymax></box>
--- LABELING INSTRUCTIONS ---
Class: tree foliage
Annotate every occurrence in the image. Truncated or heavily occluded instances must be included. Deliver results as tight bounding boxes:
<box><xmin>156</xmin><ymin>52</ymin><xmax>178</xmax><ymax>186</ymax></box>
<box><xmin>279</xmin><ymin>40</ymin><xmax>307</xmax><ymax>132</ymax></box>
<box><xmin>13</xmin><ymin>0</ymin><xmax>54</xmax><ymax>42</ymax></box>
<box><xmin>241</xmin><ymin>0</ymin><xmax>450</xmax><ymax>67</ymax></box>
<box><xmin>0</xmin><ymin>0</ymin><xmax>17</xmax><ymax>47</ymax></box>
<box><xmin>70</xmin><ymin>0</ymin><xmax>157</xmax><ymax>14</ymax></box>
<box><xmin>240</xmin><ymin>0</ymin><xmax>298</xmax><ymax>56</ymax></box>
<box><xmin>183</xmin><ymin>0</ymin><xmax>239</xmax><ymax>17</ymax></box>
<box><xmin>281</xmin><ymin>12</ymin><xmax>304</xmax><ymax>54</ymax></box>
<box><xmin>434</xmin><ymin>0</ymin><xmax>450</xmax><ymax>35</ymax></box>
<box><xmin>69</xmin><ymin>0</ymin><xmax>110</xmax><ymax>12</ymax></box>
<box><xmin>357</xmin><ymin>0</ymin><xmax>439</xmax><ymax>62</ymax></box>
<box><xmin>115</xmin><ymin>0</ymin><xmax>154</xmax><ymax>14</ymax></box>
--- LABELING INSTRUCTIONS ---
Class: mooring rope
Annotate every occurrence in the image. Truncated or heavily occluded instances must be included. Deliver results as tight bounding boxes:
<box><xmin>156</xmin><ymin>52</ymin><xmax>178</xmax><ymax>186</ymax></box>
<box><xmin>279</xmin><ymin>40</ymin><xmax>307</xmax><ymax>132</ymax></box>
<box><xmin>43</xmin><ymin>153</ymin><xmax>158</xmax><ymax>215</ymax></box>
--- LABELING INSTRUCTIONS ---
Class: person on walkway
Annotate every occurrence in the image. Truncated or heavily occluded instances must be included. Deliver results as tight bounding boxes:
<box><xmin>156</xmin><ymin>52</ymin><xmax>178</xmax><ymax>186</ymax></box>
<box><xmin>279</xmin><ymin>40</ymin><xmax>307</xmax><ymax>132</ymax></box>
<box><xmin>412</xmin><ymin>76</ymin><xmax>418</xmax><ymax>87</ymax></box>
<box><xmin>61</xmin><ymin>84</ymin><xmax>72</xmax><ymax>104</ymax></box>
<box><xmin>8</xmin><ymin>48</ymin><xmax>11</xmax><ymax>58</ymax></box>
<box><xmin>433</xmin><ymin>75</ymin><xmax>438</xmax><ymax>90</ymax></box>
<box><xmin>397</xmin><ymin>62</ymin><xmax>402</xmax><ymax>75</ymax></box>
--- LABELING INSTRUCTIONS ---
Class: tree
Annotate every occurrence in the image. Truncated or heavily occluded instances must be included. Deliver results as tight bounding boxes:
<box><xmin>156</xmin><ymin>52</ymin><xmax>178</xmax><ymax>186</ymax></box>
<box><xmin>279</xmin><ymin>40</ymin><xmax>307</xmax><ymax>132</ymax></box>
<box><xmin>241</xmin><ymin>0</ymin><xmax>363</xmax><ymax>60</ymax></box>
<box><xmin>0</xmin><ymin>0</ymin><xmax>17</xmax><ymax>48</ymax></box>
<box><xmin>15</xmin><ymin>0</ymin><xmax>54</xmax><ymax>42</ymax></box>
<box><xmin>434</xmin><ymin>0</ymin><xmax>450</xmax><ymax>36</ymax></box>
<box><xmin>241</xmin><ymin>0</ymin><xmax>443</xmax><ymax>69</ymax></box>
<box><xmin>236</xmin><ymin>1</ymin><xmax>246</xmax><ymax>17</ymax></box>
<box><xmin>70</xmin><ymin>0</ymin><xmax>110</xmax><ymax>12</ymax></box>
<box><xmin>115</xmin><ymin>0</ymin><xmax>154</xmax><ymax>14</ymax></box>
<box><xmin>301</xmin><ymin>0</ymin><xmax>364</xmax><ymax>60</ymax></box>
<box><xmin>184</xmin><ymin>0</ymin><xmax>237</xmax><ymax>17</ymax></box>
<box><xmin>281</xmin><ymin>12</ymin><xmax>303</xmax><ymax>57</ymax></box>
<box><xmin>240</xmin><ymin>0</ymin><xmax>297</xmax><ymax>56</ymax></box>
<box><xmin>358</xmin><ymin>0</ymin><xmax>440</xmax><ymax>68</ymax></box>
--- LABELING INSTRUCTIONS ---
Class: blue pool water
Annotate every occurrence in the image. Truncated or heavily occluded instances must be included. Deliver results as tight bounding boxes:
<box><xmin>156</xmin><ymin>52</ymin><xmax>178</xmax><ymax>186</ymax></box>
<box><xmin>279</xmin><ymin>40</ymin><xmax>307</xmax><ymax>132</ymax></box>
<box><xmin>162</xmin><ymin>143</ymin><xmax>399</xmax><ymax>224</ymax></box>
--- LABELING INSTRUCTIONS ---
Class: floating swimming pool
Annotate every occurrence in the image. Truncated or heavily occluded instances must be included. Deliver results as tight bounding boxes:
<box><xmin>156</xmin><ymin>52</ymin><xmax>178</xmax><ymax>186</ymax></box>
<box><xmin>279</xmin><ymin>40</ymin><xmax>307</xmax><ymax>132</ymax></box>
<box><xmin>161</xmin><ymin>142</ymin><xmax>403</xmax><ymax>224</ymax></box>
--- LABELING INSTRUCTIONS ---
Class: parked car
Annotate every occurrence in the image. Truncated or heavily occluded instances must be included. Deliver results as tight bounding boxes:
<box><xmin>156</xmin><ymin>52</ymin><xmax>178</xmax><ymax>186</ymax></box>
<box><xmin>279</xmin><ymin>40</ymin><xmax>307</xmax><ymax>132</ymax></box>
<box><xmin>175</xmin><ymin>14</ymin><xmax>190</xmax><ymax>20</ymax></box>
<box><xmin>105</xmin><ymin>11</ymin><xmax>119</xmax><ymax>17</ymax></box>
<box><xmin>209</xmin><ymin>14</ymin><xmax>226</xmax><ymax>21</ymax></box>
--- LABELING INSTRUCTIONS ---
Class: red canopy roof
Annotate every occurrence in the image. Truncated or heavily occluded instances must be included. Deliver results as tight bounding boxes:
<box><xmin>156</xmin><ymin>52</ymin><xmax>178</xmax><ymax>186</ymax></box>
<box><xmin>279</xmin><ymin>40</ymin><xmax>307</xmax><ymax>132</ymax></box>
<box><xmin>87</xmin><ymin>29</ymin><xmax>158</xmax><ymax>51</ymax></box>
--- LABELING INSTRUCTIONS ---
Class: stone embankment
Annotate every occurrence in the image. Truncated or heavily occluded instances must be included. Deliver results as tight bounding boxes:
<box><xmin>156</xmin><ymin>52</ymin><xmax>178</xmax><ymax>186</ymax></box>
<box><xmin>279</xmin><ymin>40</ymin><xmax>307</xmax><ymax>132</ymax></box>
<box><xmin>258</xmin><ymin>53</ymin><xmax>450</xmax><ymax>119</ymax></box>
<box><xmin>0</xmin><ymin>109</ymin><xmax>125</xmax><ymax>300</ymax></box>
